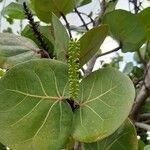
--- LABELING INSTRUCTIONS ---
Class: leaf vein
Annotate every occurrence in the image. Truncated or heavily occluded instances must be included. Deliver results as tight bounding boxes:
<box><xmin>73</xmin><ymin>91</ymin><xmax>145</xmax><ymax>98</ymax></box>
<box><xmin>62</xmin><ymin>80</ymin><xmax>69</xmax><ymax>97</ymax></box>
<box><xmin>33</xmin><ymin>100</ymin><xmax>58</xmax><ymax>138</ymax></box>
<box><xmin>84</xmin><ymin>86</ymin><xmax>118</xmax><ymax>104</ymax></box>
<box><xmin>49</xmin><ymin>66</ymin><xmax>61</xmax><ymax>97</ymax></box>
<box><xmin>105</xmin><ymin>132</ymin><xmax>128</xmax><ymax>150</ymax></box>
<box><xmin>0</xmin><ymin>96</ymin><xmax>28</xmax><ymax>113</ymax></box>
<box><xmin>10</xmin><ymin>100</ymin><xmax>43</xmax><ymax>127</ymax></box>
<box><xmin>33</xmin><ymin>71</ymin><xmax>48</xmax><ymax>96</ymax></box>
<box><xmin>87</xmin><ymin>76</ymin><xmax>96</xmax><ymax>101</ymax></box>
<box><xmin>85</xmin><ymin>105</ymin><xmax>104</xmax><ymax>121</ymax></box>
<box><xmin>6</xmin><ymin>89</ymin><xmax>61</xmax><ymax>100</ymax></box>
<box><xmin>59</xmin><ymin>102</ymin><xmax>62</xmax><ymax>133</ymax></box>
<box><xmin>80</xmin><ymin>108</ymin><xmax>85</xmax><ymax>129</ymax></box>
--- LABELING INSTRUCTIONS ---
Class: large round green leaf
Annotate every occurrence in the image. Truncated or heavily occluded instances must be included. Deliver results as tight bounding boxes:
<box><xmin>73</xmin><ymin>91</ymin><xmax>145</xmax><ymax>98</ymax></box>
<box><xmin>72</xmin><ymin>68</ymin><xmax>135</xmax><ymax>142</ymax></box>
<box><xmin>137</xmin><ymin>7</ymin><xmax>150</xmax><ymax>40</ymax></box>
<box><xmin>79</xmin><ymin>25</ymin><xmax>108</xmax><ymax>66</ymax></box>
<box><xmin>0</xmin><ymin>33</ymin><xmax>40</xmax><ymax>69</ymax></box>
<box><xmin>84</xmin><ymin>119</ymin><xmax>138</xmax><ymax>150</ymax></box>
<box><xmin>34</xmin><ymin>0</ymin><xmax>75</xmax><ymax>23</ymax></box>
<box><xmin>0</xmin><ymin>59</ymin><xmax>73</xmax><ymax>150</ymax></box>
<box><xmin>104</xmin><ymin>10</ymin><xmax>145</xmax><ymax>52</ymax></box>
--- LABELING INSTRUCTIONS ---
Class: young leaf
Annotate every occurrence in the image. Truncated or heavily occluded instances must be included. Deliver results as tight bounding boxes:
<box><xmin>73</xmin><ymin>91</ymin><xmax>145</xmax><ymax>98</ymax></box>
<box><xmin>2</xmin><ymin>2</ymin><xmax>25</xmax><ymax>19</ymax></box>
<box><xmin>52</xmin><ymin>14</ymin><xmax>69</xmax><ymax>61</ymax></box>
<box><xmin>0</xmin><ymin>59</ymin><xmax>73</xmax><ymax>150</ymax></box>
<box><xmin>79</xmin><ymin>25</ymin><xmax>108</xmax><ymax>66</ymax></box>
<box><xmin>72</xmin><ymin>68</ymin><xmax>135</xmax><ymax>142</ymax></box>
<box><xmin>84</xmin><ymin>119</ymin><xmax>138</xmax><ymax>150</ymax></box>
<box><xmin>103</xmin><ymin>10</ymin><xmax>145</xmax><ymax>52</ymax></box>
<box><xmin>0</xmin><ymin>33</ymin><xmax>40</xmax><ymax>69</ymax></box>
<box><xmin>34</xmin><ymin>0</ymin><xmax>75</xmax><ymax>23</ymax></box>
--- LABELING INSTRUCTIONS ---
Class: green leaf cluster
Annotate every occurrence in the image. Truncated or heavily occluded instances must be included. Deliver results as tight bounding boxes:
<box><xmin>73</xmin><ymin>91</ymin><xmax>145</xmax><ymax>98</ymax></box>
<box><xmin>0</xmin><ymin>59</ymin><xmax>135</xmax><ymax>149</ymax></box>
<box><xmin>1</xmin><ymin>0</ymin><xmax>147</xmax><ymax>149</ymax></box>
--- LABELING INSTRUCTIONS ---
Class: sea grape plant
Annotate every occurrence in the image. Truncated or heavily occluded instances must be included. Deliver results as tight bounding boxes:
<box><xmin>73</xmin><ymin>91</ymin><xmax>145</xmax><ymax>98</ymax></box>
<box><xmin>0</xmin><ymin>0</ymin><xmax>149</xmax><ymax>149</ymax></box>
<box><xmin>0</xmin><ymin>45</ymin><xmax>135</xmax><ymax>150</ymax></box>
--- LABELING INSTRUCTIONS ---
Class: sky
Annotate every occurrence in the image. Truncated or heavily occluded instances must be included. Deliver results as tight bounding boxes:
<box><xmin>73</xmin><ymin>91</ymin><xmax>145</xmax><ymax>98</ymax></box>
<box><xmin>0</xmin><ymin>0</ymin><xmax>150</xmax><ymax>71</ymax></box>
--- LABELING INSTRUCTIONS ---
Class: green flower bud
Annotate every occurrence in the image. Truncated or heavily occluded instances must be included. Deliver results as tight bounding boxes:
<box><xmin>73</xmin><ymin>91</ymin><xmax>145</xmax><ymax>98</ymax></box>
<box><xmin>68</xmin><ymin>40</ymin><xmax>80</xmax><ymax>100</ymax></box>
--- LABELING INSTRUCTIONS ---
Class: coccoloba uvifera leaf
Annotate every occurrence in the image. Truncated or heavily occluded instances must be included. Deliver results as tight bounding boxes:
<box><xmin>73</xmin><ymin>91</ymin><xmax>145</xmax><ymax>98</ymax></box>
<box><xmin>72</xmin><ymin>68</ymin><xmax>135</xmax><ymax>142</ymax></box>
<box><xmin>0</xmin><ymin>59</ymin><xmax>73</xmax><ymax>150</ymax></box>
<box><xmin>68</xmin><ymin>40</ymin><xmax>80</xmax><ymax>100</ymax></box>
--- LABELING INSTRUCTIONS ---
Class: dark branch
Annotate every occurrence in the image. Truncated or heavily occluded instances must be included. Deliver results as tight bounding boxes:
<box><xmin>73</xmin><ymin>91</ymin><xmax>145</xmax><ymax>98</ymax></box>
<box><xmin>144</xmin><ymin>41</ymin><xmax>150</xmax><ymax>60</ymax></box>
<box><xmin>129</xmin><ymin>0</ymin><xmax>141</xmax><ymax>13</ymax></box>
<box><xmin>130</xmin><ymin>63</ymin><xmax>150</xmax><ymax>121</ymax></box>
<box><xmin>139</xmin><ymin>113</ymin><xmax>150</xmax><ymax>120</ymax></box>
<box><xmin>84</xmin><ymin>45</ymin><xmax>122</xmax><ymax>76</ymax></box>
<box><xmin>74</xmin><ymin>8</ymin><xmax>89</xmax><ymax>31</ymax></box>
<box><xmin>84</xmin><ymin>55</ymin><xmax>97</xmax><ymax>76</ymax></box>
<box><xmin>133</xmin><ymin>0</ymin><xmax>139</xmax><ymax>14</ymax></box>
<box><xmin>61</xmin><ymin>13</ymin><xmax>73</xmax><ymax>39</ymax></box>
<box><xmin>135</xmin><ymin>122</ymin><xmax>150</xmax><ymax>131</ymax></box>
<box><xmin>73</xmin><ymin>11</ymin><xmax>95</xmax><ymax>26</ymax></box>
<box><xmin>97</xmin><ymin>46</ymin><xmax>121</xmax><ymax>58</ymax></box>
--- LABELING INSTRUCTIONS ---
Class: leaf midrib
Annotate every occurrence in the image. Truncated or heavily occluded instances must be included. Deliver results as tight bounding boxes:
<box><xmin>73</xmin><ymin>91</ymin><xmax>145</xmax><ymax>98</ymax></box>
<box><xmin>80</xmin><ymin>85</ymin><xmax>118</xmax><ymax>106</ymax></box>
<box><xmin>7</xmin><ymin>89</ymin><xmax>63</xmax><ymax>101</ymax></box>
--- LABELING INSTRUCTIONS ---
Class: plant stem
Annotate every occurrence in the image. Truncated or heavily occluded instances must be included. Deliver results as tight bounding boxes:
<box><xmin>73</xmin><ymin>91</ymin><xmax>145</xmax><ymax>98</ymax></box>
<box><xmin>74</xmin><ymin>8</ymin><xmax>89</xmax><ymax>31</ymax></box>
<box><xmin>61</xmin><ymin>13</ymin><xmax>73</xmax><ymax>40</ymax></box>
<box><xmin>135</xmin><ymin>122</ymin><xmax>150</xmax><ymax>131</ymax></box>
<box><xmin>97</xmin><ymin>46</ymin><xmax>121</xmax><ymax>58</ymax></box>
